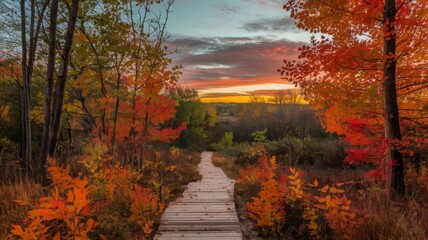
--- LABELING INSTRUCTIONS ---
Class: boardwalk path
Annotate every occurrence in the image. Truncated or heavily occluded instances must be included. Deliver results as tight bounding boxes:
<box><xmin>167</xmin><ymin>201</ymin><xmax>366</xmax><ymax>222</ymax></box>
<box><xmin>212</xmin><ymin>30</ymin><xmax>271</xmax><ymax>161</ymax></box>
<box><xmin>155</xmin><ymin>151</ymin><xmax>243</xmax><ymax>240</ymax></box>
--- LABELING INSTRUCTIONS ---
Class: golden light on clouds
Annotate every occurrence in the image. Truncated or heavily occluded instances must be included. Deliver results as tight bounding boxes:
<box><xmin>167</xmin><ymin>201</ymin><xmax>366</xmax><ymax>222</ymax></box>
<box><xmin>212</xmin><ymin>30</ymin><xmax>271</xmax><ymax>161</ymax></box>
<box><xmin>200</xmin><ymin>95</ymin><xmax>264</xmax><ymax>103</ymax></box>
<box><xmin>198</xmin><ymin>84</ymin><xmax>307</xmax><ymax>104</ymax></box>
<box><xmin>198</xmin><ymin>83</ymin><xmax>295</xmax><ymax>97</ymax></box>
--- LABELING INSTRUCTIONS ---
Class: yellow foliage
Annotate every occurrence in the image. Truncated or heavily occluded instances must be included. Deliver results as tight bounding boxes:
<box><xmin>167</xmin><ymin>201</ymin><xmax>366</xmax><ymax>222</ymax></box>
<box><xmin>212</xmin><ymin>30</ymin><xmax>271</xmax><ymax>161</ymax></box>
<box><xmin>169</xmin><ymin>146</ymin><xmax>180</xmax><ymax>156</ymax></box>
<box><xmin>287</xmin><ymin>167</ymin><xmax>304</xmax><ymax>201</ymax></box>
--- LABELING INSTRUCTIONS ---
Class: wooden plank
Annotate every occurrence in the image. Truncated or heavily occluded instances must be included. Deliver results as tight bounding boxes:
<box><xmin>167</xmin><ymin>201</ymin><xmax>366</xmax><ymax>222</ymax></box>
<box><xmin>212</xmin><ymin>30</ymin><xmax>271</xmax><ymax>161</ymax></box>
<box><xmin>174</xmin><ymin>199</ymin><xmax>233</xmax><ymax>203</ymax></box>
<box><xmin>164</xmin><ymin>207</ymin><xmax>237</xmax><ymax>211</ymax></box>
<box><xmin>162</xmin><ymin>215</ymin><xmax>238</xmax><ymax>219</ymax></box>
<box><xmin>160</xmin><ymin>219</ymin><xmax>239</xmax><ymax>226</ymax></box>
<box><xmin>156</xmin><ymin>231</ymin><xmax>242</xmax><ymax>237</ymax></box>
<box><xmin>165</xmin><ymin>205</ymin><xmax>235</xmax><ymax>210</ymax></box>
<box><xmin>163</xmin><ymin>212</ymin><xmax>237</xmax><ymax>217</ymax></box>
<box><xmin>155</xmin><ymin>236</ymin><xmax>242</xmax><ymax>240</ymax></box>
<box><xmin>186</xmin><ymin>188</ymin><xmax>232</xmax><ymax>192</ymax></box>
<box><xmin>166</xmin><ymin>203</ymin><xmax>236</xmax><ymax>207</ymax></box>
<box><xmin>182</xmin><ymin>193</ymin><xmax>231</xmax><ymax>199</ymax></box>
<box><xmin>164</xmin><ymin>208</ymin><xmax>236</xmax><ymax>213</ymax></box>
<box><xmin>164</xmin><ymin>209</ymin><xmax>236</xmax><ymax>213</ymax></box>
<box><xmin>163</xmin><ymin>214</ymin><xmax>237</xmax><ymax>218</ymax></box>
<box><xmin>161</xmin><ymin>217</ymin><xmax>239</xmax><ymax>221</ymax></box>
<box><xmin>158</xmin><ymin>224</ymin><xmax>241</xmax><ymax>231</ymax></box>
<box><xmin>161</xmin><ymin>219</ymin><xmax>239</xmax><ymax>223</ymax></box>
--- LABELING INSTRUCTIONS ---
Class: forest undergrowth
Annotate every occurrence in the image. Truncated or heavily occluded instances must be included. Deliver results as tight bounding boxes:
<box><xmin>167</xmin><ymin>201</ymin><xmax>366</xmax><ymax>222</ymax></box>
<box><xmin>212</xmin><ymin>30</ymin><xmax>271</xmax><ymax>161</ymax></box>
<box><xmin>214</xmin><ymin>149</ymin><xmax>428</xmax><ymax>239</ymax></box>
<box><xmin>1</xmin><ymin>143</ymin><xmax>201</xmax><ymax>239</ymax></box>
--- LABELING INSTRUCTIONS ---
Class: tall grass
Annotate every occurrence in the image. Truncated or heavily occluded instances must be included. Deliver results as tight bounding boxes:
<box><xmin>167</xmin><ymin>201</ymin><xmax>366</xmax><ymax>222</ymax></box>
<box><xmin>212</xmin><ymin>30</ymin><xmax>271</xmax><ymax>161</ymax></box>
<box><xmin>352</xmin><ymin>192</ymin><xmax>428</xmax><ymax>240</ymax></box>
<box><xmin>0</xmin><ymin>177</ymin><xmax>44</xmax><ymax>238</ymax></box>
<box><xmin>212</xmin><ymin>152</ymin><xmax>239</xmax><ymax>179</ymax></box>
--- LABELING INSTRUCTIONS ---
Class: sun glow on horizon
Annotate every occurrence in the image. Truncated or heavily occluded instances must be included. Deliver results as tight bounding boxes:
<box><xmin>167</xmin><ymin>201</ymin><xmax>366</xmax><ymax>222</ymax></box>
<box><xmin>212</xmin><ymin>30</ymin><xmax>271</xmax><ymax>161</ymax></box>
<box><xmin>200</xmin><ymin>95</ymin><xmax>258</xmax><ymax>103</ymax></box>
<box><xmin>198</xmin><ymin>83</ymin><xmax>296</xmax><ymax>97</ymax></box>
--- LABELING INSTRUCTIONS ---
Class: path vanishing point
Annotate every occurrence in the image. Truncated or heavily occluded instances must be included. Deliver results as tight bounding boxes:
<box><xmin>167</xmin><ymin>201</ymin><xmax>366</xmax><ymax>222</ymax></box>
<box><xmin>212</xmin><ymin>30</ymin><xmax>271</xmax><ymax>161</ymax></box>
<box><xmin>155</xmin><ymin>151</ymin><xmax>243</xmax><ymax>239</ymax></box>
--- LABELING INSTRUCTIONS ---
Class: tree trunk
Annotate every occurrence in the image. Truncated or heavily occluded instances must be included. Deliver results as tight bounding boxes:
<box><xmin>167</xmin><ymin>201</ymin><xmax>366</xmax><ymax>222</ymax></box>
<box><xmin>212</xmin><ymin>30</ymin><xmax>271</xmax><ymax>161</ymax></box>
<box><xmin>139</xmin><ymin>115</ymin><xmax>148</xmax><ymax>170</ymax></box>
<box><xmin>139</xmin><ymin>101</ymin><xmax>151</xmax><ymax>170</ymax></box>
<box><xmin>383</xmin><ymin>0</ymin><xmax>405</xmax><ymax>199</ymax></box>
<box><xmin>111</xmin><ymin>72</ymin><xmax>121</xmax><ymax>156</ymax></box>
<box><xmin>20</xmin><ymin>0</ymin><xmax>48</xmax><ymax>177</ymax></box>
<box><xmin>39</xmin><ymin>0</ymin><xmax>58</xmax><ymax>184</ymax></box>
<box><xmin>19</xmin><ymin>90</ymin><xmax>24</xmax><ymax>161</ymax></box>
<box><xmin>20</xmin><ymin>0</ymin><xmax>32</xmax><ymax>174</ymax></box>
<box><xmin>77</xmin><ymin>91</ymin><xmax>96</xmax><ymax>133</ymax></box>
<box><xmin>48</xmin><ymin>0</ymin><xmax>79</xmax><ymax>157</ymax></box>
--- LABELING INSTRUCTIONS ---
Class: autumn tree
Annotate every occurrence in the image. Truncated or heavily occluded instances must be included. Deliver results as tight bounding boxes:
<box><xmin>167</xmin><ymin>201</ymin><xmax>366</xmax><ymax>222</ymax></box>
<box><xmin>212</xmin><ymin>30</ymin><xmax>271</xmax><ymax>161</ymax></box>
<box><xmin>39</xmin><ymin>0</ymin><xmax>80</xmax><ymax>183</ymax></box>
<box><xmin>280</xmin><ymin>0</ymin><xmax>428</xmax><ymax>198</ymax></box>
<box><xmin>67</xmin><ymin>0</ymin><xmax>184</xmax><ymax>168</ymax></box>
<box><xmin>0</xmin><ymin>0</ymin><xmax>49</xmax><ymax>173</ymax></box>
<box><xmin>39</xmin><ymin>0</ymin><xmax>59</xmax><ymax>183</ymax></box>
<box><xmin>0</xmin><ymin>0</ymin><xmax>80</xmax><ymax>182</ymax></box>
<box><xmin>17</xmin><ymin>0</ymin><xmax>49</xmax><ymax>173</ymax></box>
<box><xmin>268</xmin><ymin>89</ymin><xmax>308</xmax><ymax>138</ymax></box>
<box><xmin>0</xmin><ymin>59</ymin><xmax>24</xmax><ymax>160</ymax></box>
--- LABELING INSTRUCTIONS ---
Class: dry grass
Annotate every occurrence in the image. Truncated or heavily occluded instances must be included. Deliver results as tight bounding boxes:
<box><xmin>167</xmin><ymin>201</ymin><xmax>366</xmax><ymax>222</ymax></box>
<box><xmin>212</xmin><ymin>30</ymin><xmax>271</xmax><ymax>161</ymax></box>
<box><xmin>211</xmin><ymin>152</ymin><xmax>240</xmax><ymax>179</ymax></box>
<box><xmin>295</xmin><ymin>167</ymin><xmax>427</xmax><ymax>239</ymax></box>
<box><xmin>162</xmin><ymin>148</ymin><xmax>202</xmax><ymax>189</ymax></box>
<box><xmin>0</xmin><ymin>178</ymin><xmax>44</xmax><ymax>238</ymax></box>
<box><xmin>351</xmin><ymin>194</ymin><xmax>428</xmax><ymax>240</ymax></box>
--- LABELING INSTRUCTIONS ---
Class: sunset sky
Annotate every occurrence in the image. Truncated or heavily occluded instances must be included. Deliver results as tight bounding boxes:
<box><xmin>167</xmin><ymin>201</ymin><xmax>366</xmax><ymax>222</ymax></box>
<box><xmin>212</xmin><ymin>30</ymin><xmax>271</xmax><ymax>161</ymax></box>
<box><xmin>165</xmin><ymin>0</ymin><xmax>312</xmax><ymax>102</ymax></box>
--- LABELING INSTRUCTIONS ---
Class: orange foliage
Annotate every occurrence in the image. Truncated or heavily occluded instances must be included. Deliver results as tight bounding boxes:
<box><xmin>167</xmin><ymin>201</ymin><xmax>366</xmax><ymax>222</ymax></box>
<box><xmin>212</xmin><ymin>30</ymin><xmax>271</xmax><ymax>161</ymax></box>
<box><xmin>247</xmin><ymin>178</ymin><xmax>285</xmax><ymax>232</ymax></box>
<box><xmin>280</xmin><ymin>0</ymin><xmax>428</xmax><ymax>181</ymax></box>
<box><xmin>238</xmin><ymin>154</ymin><xmax>278</xmax><ymax>185</ymax></box>
<box><xmin>130</xmin><ymin>186</ymin><xmax>164</xmax><ymax>235</ymax></box>
<box><xmin>86</xmin><ymin>155</ymin><xmax>165</xmax><ymax>235</ymax></box>
<box><xmin>240</xmin><ymin>154</ymin><xmax>359</xmax><ymax>239</ymax></box>
<box><xmin>95</xmin><ymin>65</ymin><xmax>185</xmax><ymax>149</ymax></box>
<box><xmin>244</xmin><ymin>156</ymin><xmax>286</xmax><ymax>231</ymax></box>
<box><xmin>87</xmin><ymin>152</ymin><xmax>165</xmax><ymax>235</ymax></box>
<box><xmin>312</xmin><ymin>183</ymin><xmax>356</xmax><ymax>237</ymax></box>
<box><xmin>10</xmin><ymin>160</ymin><xmax>98</xmax><ymax>239</ymax></box>
<box><xmin>11</xmin><ymin>149</ymin><xmax>169</xmax><ymax>238</ymax></box>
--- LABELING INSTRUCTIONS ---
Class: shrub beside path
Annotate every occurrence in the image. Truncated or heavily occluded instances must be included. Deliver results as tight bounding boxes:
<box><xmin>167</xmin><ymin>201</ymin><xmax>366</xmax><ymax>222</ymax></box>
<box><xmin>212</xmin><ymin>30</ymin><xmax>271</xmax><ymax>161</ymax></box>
<box><xmin>154</xmin><ymin>151</ymin><xmax>243</xmax><ymax>239</ymax></box>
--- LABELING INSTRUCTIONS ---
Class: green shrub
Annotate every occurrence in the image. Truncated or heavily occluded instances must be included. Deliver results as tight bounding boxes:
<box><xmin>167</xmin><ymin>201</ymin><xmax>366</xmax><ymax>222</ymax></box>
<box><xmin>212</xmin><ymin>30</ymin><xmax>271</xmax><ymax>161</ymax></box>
<box><xmin>210</xmin><ymin>132</ymin><xmax>234</xmax><ymax>151</ymax></box>
<box><xmin>282</xmin><ymin>137</ymin><xmax>347</xmax><ymax>168</ymax></box>
<box><xmin>224</xmin><ymin>142</ymin><xmax>251</xmax><ymax>157</ymax></box>
<box><xmin>251</xmin><ymin>128</ymin><xmax>268</xmax><ymax>143</ymax></box>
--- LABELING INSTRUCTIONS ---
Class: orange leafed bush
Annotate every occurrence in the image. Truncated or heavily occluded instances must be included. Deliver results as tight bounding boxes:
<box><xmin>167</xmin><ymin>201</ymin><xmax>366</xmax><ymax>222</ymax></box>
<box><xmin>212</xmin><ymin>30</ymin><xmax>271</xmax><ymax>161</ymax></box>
<box><xmin>130</xmin><ymin>186</ymin><xmax>165</xmax><ymax>235</ymax></box>
<box><xmin>242</xmin><ymin>156</ymin><xmax>287</xmax><ymax>233</ymax></box>
<box><xmin>238</xmin><ymin>154</ymin><xmax>278</xmax><ymax>185</ymax></box>
<box><xmin>247</xmin><ymin>178</ymin><xmax>285</xmax><ymax>232</ymax></box>
<box><xmin>80</xmin><ymin>145</ymin><xmax>165</xmax><ymax>236</ymax></box>
<box><xmin>312</xmin><ymin>184</ymin><xmax>356</xmax><ymax>237</ymax></box>
<box><xmin>241</xmin><ymin>153</ymin><xmax>359</xmax><ymax>239</ymax></box>
<box><xmin>10</xmin><ymin>160</ymin><xmax>98</xmax><ymax>239</ymax></box>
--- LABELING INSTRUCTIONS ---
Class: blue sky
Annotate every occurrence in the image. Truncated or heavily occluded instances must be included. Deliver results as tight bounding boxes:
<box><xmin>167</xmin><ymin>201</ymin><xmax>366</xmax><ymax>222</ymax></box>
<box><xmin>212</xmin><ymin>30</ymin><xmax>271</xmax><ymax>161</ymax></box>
<box><xmin>166</xmin><ymin>0</ymin><xmax>304</xmax><ymax>39</ymax></box>
<box><xmin>162</xmin><ymin>0</ymin><xmax>312</xmax><ymax>98</ymax></box>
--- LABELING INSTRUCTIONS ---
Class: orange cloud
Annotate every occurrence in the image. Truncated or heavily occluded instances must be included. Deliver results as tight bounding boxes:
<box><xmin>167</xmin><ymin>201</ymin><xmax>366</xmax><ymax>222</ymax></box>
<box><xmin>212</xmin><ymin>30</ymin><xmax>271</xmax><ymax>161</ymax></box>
<box><xmin>201</xmin><ymin>95</ymin><xmax>253</xmax><ymax>103</ymax></box>
<box><xmin>169</xmin><ymin>36</ymin><xmax>303</xmax><ymax>102</ymax></box>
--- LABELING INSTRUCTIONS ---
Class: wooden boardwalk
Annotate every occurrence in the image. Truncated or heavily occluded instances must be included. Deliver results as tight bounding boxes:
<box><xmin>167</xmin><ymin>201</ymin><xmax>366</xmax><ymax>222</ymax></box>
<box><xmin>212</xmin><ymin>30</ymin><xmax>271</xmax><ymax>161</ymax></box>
<box><xmin>154</xmin><ymin>151</ymin><xmax>242</xmax><ymax>240</ymax></box>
